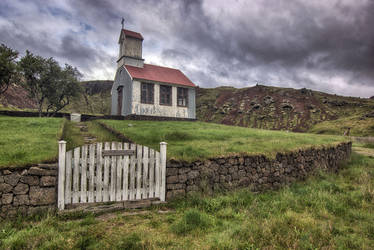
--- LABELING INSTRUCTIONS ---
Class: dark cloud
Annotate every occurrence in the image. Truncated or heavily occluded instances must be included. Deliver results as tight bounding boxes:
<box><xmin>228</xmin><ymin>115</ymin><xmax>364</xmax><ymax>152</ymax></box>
<box><xmin>0</xmin><ymin>0</ymin><xmax>373</xmax><ymax>97</ymax></box>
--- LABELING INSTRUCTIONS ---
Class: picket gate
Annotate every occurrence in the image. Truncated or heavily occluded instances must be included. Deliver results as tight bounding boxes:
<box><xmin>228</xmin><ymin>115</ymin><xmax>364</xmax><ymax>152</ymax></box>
<box><xmin>57</xmin><ymin>141</ymin><xmax>167</xmax><ymax>210</ymax></box>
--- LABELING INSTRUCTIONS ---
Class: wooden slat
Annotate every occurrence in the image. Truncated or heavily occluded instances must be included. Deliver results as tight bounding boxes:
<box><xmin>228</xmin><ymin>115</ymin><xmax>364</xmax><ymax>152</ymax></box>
<box><xmin>148</xmin><ymin>149</ymin><xmax>155</xmax><ymax>198</ymax></box>
<box><xmin>73</xmin><ymin>147</ymin><xmax>80</xmax><ymax>203</ymax></box>
<box><xmin>65</xmin><ymin>150</ymin><xmax>72</xmax><ymax>204</ymax></box>
<box><xmin>80</xmin><ymin>145</ymin><xmax>88</xmax><ymax>203</ymax></box>
<box><xmin>160</xmin><ymin>142</ymin><xmax>167</xmax><ymax>202</ymax></box>
<box><xmin>88</xmin><ymin>144</ymin><xmax>95</xmax><ymax>202</ymax></box>
<box><xmin>143</xmin><ymin>146</ymin><xmax>149</xmax><ymax>199</ymax></box>
<box><xmin>155</xmin><ymin>151</ymin><xmax>160</xmax><ymax>198</ymax></box>
<box><xmin>96</xmin><ymin>143</ymin><xmax>103</xmax><ymax>202</ymax></box>
<box><xmin>136</xmin><ymin>144</ymin><xmax>142</xmax><ymax>200</ymax></box>
<box><xmin>122</xmin><ymin>143</ymin><xmax>129</xmax><ymax>201</ymax></box>
<box><xmin>102</xmin><ymin>150</ymin><xmax>135</xmax><ymax>156</ymax></box>
<box><xmin>129</xmin><ymin>144</ymin><xmax>136</xmax><ymax>200</ymax></box>
<box><xmin>116</xmin><ymin>142</ymin><xmax>123</xmax><ymax>201</ymax></box>
<box><xmin>58</xmin><ymin>141</ymin><xmax>66</xmax><ymax>210</ymax></box>
<box><xmin>110</xmin><ymin>142</ymin><xmax>117</xmax><ymax>201</ymax></box>
<box><xmin>103</xmin><ymin>142</ymin><xmax>110</xmax><ymax>202</ymax></box>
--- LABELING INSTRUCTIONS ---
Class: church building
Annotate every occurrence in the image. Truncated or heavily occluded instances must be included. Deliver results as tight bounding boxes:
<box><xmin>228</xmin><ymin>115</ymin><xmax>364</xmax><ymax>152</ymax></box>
<box><xmin>111</xmin><ymin>27</ymin><xmax>196</xmax><ymax>119</ymax></box>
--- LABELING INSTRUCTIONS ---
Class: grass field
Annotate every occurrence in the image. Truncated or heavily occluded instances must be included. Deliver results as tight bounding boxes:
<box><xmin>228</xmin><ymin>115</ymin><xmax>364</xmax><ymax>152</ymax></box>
<box><xmin>1</xmin><ymin>152</ymin><xmax>373</xmax><ymax>249</ymax></box>
<box><xmin>0</xmin><ymin>116</ymin><xmax>64</xmax><ymax>167</ymax></box>
<box><xmin>309</xmin><ymin>115</ymin><xmax>374</xmax><ymax>137</ymax></box>
<box><xmin>100</xmin><ymin>120</ymin><xmax>348</xmax><ymax>161</ymax></box>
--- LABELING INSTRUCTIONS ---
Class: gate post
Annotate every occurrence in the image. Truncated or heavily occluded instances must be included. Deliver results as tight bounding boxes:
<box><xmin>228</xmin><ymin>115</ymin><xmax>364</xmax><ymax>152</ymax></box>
<box><xmin>160</xmin><ymin>142</ymin><xmax>167</xmax><ymax>202</ymax></box>
<box><xmin>58</xmin><ymin>141</ymin><xmax>67</xmax><ymax>210</ymax></box>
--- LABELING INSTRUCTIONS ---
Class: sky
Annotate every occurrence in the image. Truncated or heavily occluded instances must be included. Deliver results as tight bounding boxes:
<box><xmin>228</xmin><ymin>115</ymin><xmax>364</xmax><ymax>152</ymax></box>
<box><xmin>1</xmin><ymin>0</ymin><xmax>373</xmax><ymax>98</ymax></box>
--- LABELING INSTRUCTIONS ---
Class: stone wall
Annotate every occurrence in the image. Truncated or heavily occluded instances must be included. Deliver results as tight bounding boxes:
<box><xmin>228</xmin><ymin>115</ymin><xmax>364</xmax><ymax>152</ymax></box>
<box><xmin>0</xmin><ymin>164</ymin><xmax>57</xmax><ymax>218</ymax></box>
<box><xmin>0</xmin><ymin>142</ymin><xmax>352</xmax><ymax>217</ymax></box>
<box><xmin>165</xmin><ymin>142</ymin><xmax>352</xmax><ymax>199</ymax></box>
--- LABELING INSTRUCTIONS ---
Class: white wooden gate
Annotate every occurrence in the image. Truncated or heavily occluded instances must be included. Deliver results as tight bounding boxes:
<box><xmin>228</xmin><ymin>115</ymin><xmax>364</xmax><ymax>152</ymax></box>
<box><xmin>57</xmin><ymin>141</ymin><xmax>167</xmax><ymax>210</ymax></box>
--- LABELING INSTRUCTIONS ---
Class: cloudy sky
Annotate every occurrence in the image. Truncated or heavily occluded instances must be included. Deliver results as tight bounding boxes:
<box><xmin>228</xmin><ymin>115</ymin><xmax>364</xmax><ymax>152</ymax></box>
<box><xmin>1</xmin><ymin>0</ymin><xmax>374</xmax><ymax>97</ymax></box>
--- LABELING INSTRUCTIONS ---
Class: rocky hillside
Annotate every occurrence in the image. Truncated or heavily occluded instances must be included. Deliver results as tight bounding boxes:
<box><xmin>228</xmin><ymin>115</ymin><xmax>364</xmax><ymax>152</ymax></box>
<box><xmin>196</xmin><ymin>85</ymin><xmax>374</xmax><ymax>133</ymax></box>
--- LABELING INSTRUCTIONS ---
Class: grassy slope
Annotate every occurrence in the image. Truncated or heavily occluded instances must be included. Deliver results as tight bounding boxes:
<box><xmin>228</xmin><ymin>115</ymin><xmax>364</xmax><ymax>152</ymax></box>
<box><xmin>1</xmin><ymin>152</ymin><xmax>373</xmax><ymax>249</ymax></box>
<box><xmin>100</xmin><ymin>120</ymin><xmax>347</xmax><ymax>161</ymax></box>
<box><xmin>0</xmin><ymin>116</ymin><xmax>63</xmax><ymax>167</ymax></box>
<box><xmin>308</xmin><ymin>115</ymin><xmax>374</xmax><ymax>137</ymax></box>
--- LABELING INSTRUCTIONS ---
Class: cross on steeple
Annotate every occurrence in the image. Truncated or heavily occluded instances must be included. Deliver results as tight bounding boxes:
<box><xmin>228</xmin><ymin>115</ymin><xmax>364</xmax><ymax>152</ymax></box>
<box><xmin>121</xmin><ymin>17</ymin><xmax>125</xmax><ymax>29</ymax></box>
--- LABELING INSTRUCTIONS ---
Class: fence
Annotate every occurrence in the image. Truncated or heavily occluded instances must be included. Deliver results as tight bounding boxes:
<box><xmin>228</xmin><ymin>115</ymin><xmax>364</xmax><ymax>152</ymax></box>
<box><xmin>57</xmin><ymin>141</ymin><xmax>167</xmax><ymax>210</ymax></box>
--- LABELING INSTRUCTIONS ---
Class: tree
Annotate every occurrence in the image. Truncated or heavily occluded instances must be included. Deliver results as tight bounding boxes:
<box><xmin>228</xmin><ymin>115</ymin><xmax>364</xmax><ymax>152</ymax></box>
<box><xmin>19</xmin><ymin>51</ymin><xmax>82</xmax><ymax>116</ymax></box>
<box><xmin>0</xmin><ymin>44</ymin><xmax>18</xmax><ymax>95</ymax></box>
<box><xmin>45</xmin><ymin>64</ymin><xmax>82</xmax><ymax>116</ymax></box>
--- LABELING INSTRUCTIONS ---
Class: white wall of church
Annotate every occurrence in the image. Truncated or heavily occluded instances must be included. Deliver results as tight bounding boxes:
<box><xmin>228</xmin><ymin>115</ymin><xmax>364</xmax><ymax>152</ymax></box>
<box><xmin>131</xmin><ymin>80</ymin><xmax>191</xmax><ymax>118</ymax></box>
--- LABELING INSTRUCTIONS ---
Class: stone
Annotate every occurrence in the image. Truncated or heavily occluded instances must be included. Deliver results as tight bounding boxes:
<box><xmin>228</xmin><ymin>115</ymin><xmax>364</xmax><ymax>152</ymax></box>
<box><xmin>13</xmin><ymin>194</ymin><xmax>29</xmax><ymax>206</ymax></box>
<box><xmin>2</xmin><ymin>193</ymin><xmax>13</xmax><ymax>204</ymax></box>
<box><xmin>0</xmin><ymin>176</ymin><xmax>4</xmax><ymax>183</ymax></box>
<box><xmin>166</xmin><ymin>189</ymin><xmax>185</xmax><ymax>199</ymax></box>
<box><xmin>0</xmin><ymin>183</ymin><xmax>13</xmax><ymax>193</ymax></box>
<box><xmin>178</xmin><ymin>174</ymin><xmax>187</xmax><ymax>183</ymax></box>
<box><xmin>167</xmin><ymin>183</ymin><xmax>186</xmax><ymax>190</ymax></box>
<box><xmin>166</xmin><ymin>168</ymin><xmax>179</xmax><ymax>176</ymax></box>
<box><xmin>28</xmin><ymin>167</ymin><xmax>57</xmax><ymax>176</ymax></box>
<box><xmin>3</xmin><ymin>170</ymin><xmax>11</xmax><ymax>175</ymax></box>
<box><xmin>29</xmin><ymin>186</ymin><xmax>56</xmax><ymax>205</ymax></box>
<box><xmin>186</xmin><ymin>185</ymin><xmax>199</xmax><ymax>192</ymax></box>
<box><xmin>179</xmin><ymin>167</ymin><xmax>190</xmax><ymax>175</ymax></box>
<box><xmin>20</xmin><ymin>176</ymin><xmax>39</xmax><ymax>186</ymax></box>
<box><xmin>13</xmin><ymin>183</ymin><xmax>29</xmax><ymax>194</ymax></box>
<box><xmin>166</xmin><ymin>175</ymin><xmax>178</xmax><ymax>184</ymax></box>
<box><xmin>187</xmin><ymin>170</ymin><xmax>199</xmax><ymax>179</ymax></box>
<box><xmin>239</xmin><ymin>177</ymin><xmax>250</xmax><ymax>186</ymax></box>
<box><xmin>40</xmin><ymin>176</ymin><xmax>56</xmax><ymax>187</ymax></box>
<box><xmin>4</xmin><ymin>172</ymin><xmax>20</xmax><ymax>186</ymax></box>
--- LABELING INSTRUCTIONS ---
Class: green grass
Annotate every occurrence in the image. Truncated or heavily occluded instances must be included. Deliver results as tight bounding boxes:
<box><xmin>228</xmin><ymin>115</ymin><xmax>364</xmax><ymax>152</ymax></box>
<box><xmin>1</xmin><ymin>153</ymin><xmax>373</xmax><ymax>249</ymax></box>
<box><xmin>0</xmin><ymin>116</ymin><xmax>64</xmax><ymax>167</ymax></box>
<box><xmin>100</xmin><ymin>120</ymin><xmax>348</xmax><ymax>161</ymax></box>
<box><xmin>309</xmin><ymin>115</ymin><xmax>374</xmax><ymax>137</ymax></box>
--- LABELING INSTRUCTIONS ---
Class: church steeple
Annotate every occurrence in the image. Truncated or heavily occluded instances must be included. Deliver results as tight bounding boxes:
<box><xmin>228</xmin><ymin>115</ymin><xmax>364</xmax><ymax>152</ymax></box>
<box><xmin>117</xmin><ymin>20</ymin><xmax>144</xmax><ymax>68</ymax></box>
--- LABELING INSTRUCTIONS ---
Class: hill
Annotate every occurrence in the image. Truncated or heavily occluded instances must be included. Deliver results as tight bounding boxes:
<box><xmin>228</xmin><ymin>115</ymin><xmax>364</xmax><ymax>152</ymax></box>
<box><xmin>197</xmin><ymin>85</ymin><xmax>374</xmax><ymax>135</ymax></box>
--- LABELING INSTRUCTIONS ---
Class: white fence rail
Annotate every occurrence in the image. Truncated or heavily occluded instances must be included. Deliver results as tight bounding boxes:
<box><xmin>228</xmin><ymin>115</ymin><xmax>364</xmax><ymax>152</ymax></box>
<box><xmin>58</xmin><ymin>141</ymin><xmax>167</xmax><ymax>210</ymax></box>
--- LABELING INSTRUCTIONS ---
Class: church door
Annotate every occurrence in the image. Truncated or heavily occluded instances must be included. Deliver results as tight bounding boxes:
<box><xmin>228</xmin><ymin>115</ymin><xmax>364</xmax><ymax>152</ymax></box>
<box><xmin>117</xmin><ymin>86</ymin><xmax>123</xmax><ymax>116</ymax></box>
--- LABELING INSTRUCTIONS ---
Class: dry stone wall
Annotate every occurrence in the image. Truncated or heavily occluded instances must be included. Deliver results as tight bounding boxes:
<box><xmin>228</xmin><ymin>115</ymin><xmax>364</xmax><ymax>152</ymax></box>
<box><xmin>0</xmin><ymin>142</ymin><xmax>352</xmax><ymax>217</ymax></box>
<box><xmin>165</xmin><ymin>142</ymin><xmax>352</xmax><ymax>199</ymax></box>
<box><xmin>0</xmin><ymin>164</ymin><xmax>57</xmax><ymax>218</ymax></box>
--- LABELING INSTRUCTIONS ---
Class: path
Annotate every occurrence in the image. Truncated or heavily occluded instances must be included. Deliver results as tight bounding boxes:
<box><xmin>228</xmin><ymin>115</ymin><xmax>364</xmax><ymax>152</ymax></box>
<box><xmin>75</xmin><ymin>122</ymin><xmax>97</xmax><ymax>144</ymax></box>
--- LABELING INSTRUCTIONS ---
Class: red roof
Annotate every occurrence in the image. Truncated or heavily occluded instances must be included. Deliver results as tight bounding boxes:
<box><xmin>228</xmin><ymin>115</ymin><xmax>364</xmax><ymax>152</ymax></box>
<box><xmin>125</xmin><ymin>64</ymin><xmax>196</xmax><ymax>87</ymax></box>
<box><xmin>122</xmin><ymin>29</ymin><xmax>143</xmax><ymax>40</ymax></box>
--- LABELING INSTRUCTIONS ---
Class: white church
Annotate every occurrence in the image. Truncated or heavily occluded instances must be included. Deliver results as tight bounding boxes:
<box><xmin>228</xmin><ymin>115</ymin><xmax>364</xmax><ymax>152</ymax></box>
<box><xmin>111</xmin><ymin>26</ymin><xmax>196</xmax><ymax>119</ymax></box>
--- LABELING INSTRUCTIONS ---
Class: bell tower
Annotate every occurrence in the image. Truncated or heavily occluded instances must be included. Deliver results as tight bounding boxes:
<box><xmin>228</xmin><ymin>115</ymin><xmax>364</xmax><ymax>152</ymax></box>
<box><xmin>117</xmin><ymin>19</ymin><xmax>144</xmax><ymax>68</ymax></box>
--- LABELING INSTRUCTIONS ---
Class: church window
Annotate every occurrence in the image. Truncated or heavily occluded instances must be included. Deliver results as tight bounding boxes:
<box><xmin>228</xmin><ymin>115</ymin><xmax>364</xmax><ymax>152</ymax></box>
<box><xmin>177</xmin><ymin>87</ymin><xmax>188</xmax><ymax>107</ymax></box>
<box><xmin>141</xmin><ymin>82</ymin><xmax>154</xmax><ymax>104</ymax></box>
<box><xmin>160</xmin><ymin>85</ymin><xmax>172</xmax><ymax>105</ymax></box>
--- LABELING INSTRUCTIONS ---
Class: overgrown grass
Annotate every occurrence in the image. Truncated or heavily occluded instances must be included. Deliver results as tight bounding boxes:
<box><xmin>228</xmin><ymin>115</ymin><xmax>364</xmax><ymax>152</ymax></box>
<box><xmin>0</xmin><ymin>115</ymin><xmax>63</xmax><ymax>167</ymax></box>
<box><xmin>309</xmin><ymin>115</ymin><xmax>374</xmax><ymax>137</ymax></box>
<box><xmin>1</xmin><ymin>153</ymin><xmax>373</xmax><ymax>249</ymax></box>
<box><xmin>100</xmin><ymin>120</ymin><xmax>348</xmax><ymax>161</ymax></box>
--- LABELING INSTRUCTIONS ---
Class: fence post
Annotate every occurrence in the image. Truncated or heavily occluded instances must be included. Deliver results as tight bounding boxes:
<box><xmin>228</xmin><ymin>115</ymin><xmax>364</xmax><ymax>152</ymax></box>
<box><xmin>160</xmin><ymin>142</ymin><xmax>167</xmax><ymax>202</ymax></box>
<box><xmin>58</xmin><ymin>141</ymin><xmax>67</xmax><ymax>210</ymax></box>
